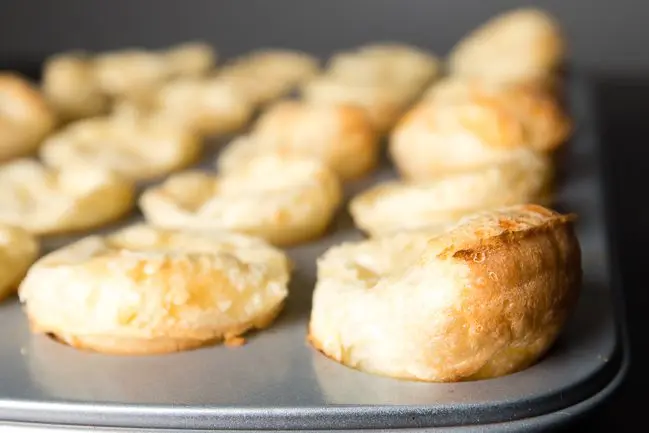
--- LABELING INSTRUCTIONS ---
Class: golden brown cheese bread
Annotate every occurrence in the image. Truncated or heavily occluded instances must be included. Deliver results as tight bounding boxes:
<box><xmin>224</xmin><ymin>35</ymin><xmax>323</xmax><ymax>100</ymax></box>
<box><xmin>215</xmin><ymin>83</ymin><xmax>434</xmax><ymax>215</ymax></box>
<box><xmin>0</xmin><ymin>159</ymin><xmax>135</xmax><ymax>235</ymax></box>
<box><xmin>141</xmin><ymin>155</ymin><xmax>342</xmax><ymax>246</ymax></box>
<box><xmin>42</xmin><ymin>42</ymin><xmax>216</xmax><ymax>121</ymax></box>
<box><xmin>150</xmin><ymin>76</ymin><xmax>255</xmax><ymax>137</ymax></box>
<box><xmin>301</xmin><ymin>43</ymin><xmax>438</xmax><ymax>133</ymax></box>
<box><xmin>217</xmin><ymin>101</ymin><xmax>379</xmax><ymax>180</ymax></box>
<box><xmin>42</xmin><ymin>53</ymin><xmax>109</xmax><ymax>122</ymax></box>
<box><xmin>326</xmin><ymin>42</ymin><xmax>440</xmax><ymax>97</ymax></box>
<box><xmin>448</xmin><ymin>8</ymin><xmax>564</xmax><ymax>88</ymax></box>
<box><xmin>40</xmin><ymin>115</ymin><xmax>201</xmax><ymax>182</ymax></box>
<box><xmin>390</xmin><ymin>85</ymin><xmax>571</xmax><ymax>181</ymax></box>
<box><xmin>350</xmin><ymin>150</ymin><xmax>553</xmax><ymax>236</ymax></box>
<box><xmin>0</xmin><ymin>224</ymin><xmax>39</xmax><ymax>302</ymax></box>
<box><xmin>218</xmin><ymin>49</ymin><xmax>319</xmax><ymax>105</ymax></box>
<box><xmin>0</xmin><ymin>73</ymin><xmax>56</xmax><ymax>161</ymax></box>
<box><xmin>301</xmin><ymin>75</ymin><xmax>412</xmax><ymax>134</ymax></box>
<box><xmin>93</xmin><ymin>42</ymin><xmax>217</xmax><ymax>102</ymax></box>
<box><xmin>309</xmin><ymin>204</ymin><xmax>581</xmax><ymax>382</ymax></box>
<box><xmin>19</xmin><ymin>225</ymin><xmax>291</xmax><ymax>354</ymax></box>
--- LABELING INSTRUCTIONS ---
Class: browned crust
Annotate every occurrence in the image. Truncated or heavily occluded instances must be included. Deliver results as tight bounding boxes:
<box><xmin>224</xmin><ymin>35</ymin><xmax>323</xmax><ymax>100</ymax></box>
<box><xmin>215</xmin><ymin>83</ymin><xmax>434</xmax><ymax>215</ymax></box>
<box><xmin>438</xmin><ymin>208</ymin><xmax>581</xmax><ymax>380</ymax></box>
<box><xmin>437</xmin><ymin>205</ymin><xmax>575</xmax><ymax>259</ymax></box>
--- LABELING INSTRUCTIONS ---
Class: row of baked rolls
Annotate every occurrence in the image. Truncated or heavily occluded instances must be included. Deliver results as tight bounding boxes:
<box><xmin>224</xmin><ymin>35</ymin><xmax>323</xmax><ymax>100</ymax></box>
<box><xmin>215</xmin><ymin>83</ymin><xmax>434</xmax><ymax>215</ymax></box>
<box><xmin>140</xmin><ymin>155</ymin><xmax>342</xmax><ymax>246</ymax></box>
<box><xmin>110</xmin><ymin>49</ymin><xmax>322</xmax><ymax>139</ymax></box>
<box><xmin>43</xmin><ymin>46</ymin><xmax>320</xmax><ymax>139</ymax></box>
<box><xmin>19</xmin><ymin>225</ymin><xmax>291</xmax><ymax>354</ymax></box>
<box><xmin>301</xmin><ymin>43</ymin><xmax>440</xmax><ymax>133</ymax></box>
<box><xmin>42</xmin><ymin>42</ymin><xmax>217</xmax><ymax>122</ymax></box>
<box><xmin>309</xmin><ymin>204</ymin><xmax>582</xmax><ymax>382</ymax></box>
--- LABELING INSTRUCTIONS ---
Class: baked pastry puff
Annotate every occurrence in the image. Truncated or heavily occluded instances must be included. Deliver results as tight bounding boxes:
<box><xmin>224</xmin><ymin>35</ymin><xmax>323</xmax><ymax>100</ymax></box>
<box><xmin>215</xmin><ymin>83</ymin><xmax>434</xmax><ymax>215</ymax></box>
<box><xmin>309</xmin><ymin>204</ymin><xmax>582</xmax><ymax>382</ymax></box>
<box><xmin>19</xmin><ymin>224</ymin><xmax>291</xmax><ymax>354</ymax></box>
<box><xmin>0</xmin><ymin>159</ymin><xmax>135</xmax><ymax>235</ymax></box>
<box><xmin>301</xmin><ymin>75</ymin><xmax>411</xmax><ymax>134</ymax></box>
<box><xmin>0</xmin><ymin>224</ymin><xmax>39</xmax><ymax>302</ymax></box>
<box><xmin>350</xmin><ymin>150</ymin><xmax>552</xmax><ymax>236</ymax></box>
<box><xmin>217</xmin><ymin>101</ymin><xmax>379</xmax><ymax>180</ymax></box>
<box><xmin>141</xmin><ymin>155</ymin><xmax>342</xmax><ymax>246</ymax></box>
<box><xmin>218</xmin><ymin>49</ymin><xmax>320</xmax><ymax>105</ymax></box>
<box><xmin>448</xmin><ymin>8</ymin><xmax>564</xmax><ymax>88</ymax></box>
<box><xmin>42</xmin><ymin>53</ymin><xmax>109</xmax><ymax>122</ymax></box>
<box><xmin>94</xmin><ymin>42</ymin><xmax>217</xmax><ymax>102</ymax></box>
<box><xmin>40</xmin><ymin>114</ymin><xmax>201</xmax><ymax>182</ymax></box>
<box><xmin>390</xmin><ymin>86</ymin><xmax>571</xmax><ymax>181</ymax></box>
<box><xmin>148</xmin><ymin>76</ymin><xmax>255</xmax><ymax>137</ymax></box>
<box><xmin>326</xmin><ymin>42</ymin><xmax>440</xmax><ymax>99</ymax></box>
<box><xmin>162</xmin><ymin>42</ymin><xmax>217</xmax><ymax>79</ymax></box>
<box><xmin>0</xmin><ymin>73</ymin><xmax>56</xmax><ymax>161</ymax></box>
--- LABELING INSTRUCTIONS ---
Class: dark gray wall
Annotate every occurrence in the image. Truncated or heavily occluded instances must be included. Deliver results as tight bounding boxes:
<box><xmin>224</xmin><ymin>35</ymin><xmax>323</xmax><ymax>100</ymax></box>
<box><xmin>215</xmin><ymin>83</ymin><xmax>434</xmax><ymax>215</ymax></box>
<box><xmin>0</xmin><ymin>0</ymin><xmax>644</xmax><ymax>73</ymax></box>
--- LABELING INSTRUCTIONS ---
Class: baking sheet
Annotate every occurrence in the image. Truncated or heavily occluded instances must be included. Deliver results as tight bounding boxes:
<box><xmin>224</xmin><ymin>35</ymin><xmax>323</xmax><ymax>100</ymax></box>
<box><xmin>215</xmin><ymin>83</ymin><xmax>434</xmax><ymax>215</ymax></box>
<box><xmin>0</xmin><ymin>75</ymin><xmax>624</xmax><ymax>431</ymax></box>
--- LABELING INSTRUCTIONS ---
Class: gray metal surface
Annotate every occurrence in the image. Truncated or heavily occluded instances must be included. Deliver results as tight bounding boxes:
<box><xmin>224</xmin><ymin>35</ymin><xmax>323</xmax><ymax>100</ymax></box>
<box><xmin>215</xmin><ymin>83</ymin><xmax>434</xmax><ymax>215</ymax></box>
<box><xmin>0</xmin><ymin>76</ymin><xmax>625</xmax><ymax>431</ymax></box>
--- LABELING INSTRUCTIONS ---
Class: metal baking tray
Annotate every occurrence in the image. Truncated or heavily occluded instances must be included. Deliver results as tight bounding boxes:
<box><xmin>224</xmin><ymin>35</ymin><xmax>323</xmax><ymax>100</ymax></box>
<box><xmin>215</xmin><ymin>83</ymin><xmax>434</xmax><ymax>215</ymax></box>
<box><xmin>0</xmin><ymin>73</ymin><xmax>628</xmax><ymax>432</ymax></box>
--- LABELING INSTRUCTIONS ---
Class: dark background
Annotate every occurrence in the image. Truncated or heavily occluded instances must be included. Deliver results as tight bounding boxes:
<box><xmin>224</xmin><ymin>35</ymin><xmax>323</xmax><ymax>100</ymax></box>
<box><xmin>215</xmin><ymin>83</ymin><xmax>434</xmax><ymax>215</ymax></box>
<box><xmin>0</xmin><ymin>1</ymin><xmax>645</xmax><ymax>431</ymax></box>
<box><xmin>0</xmin><ymin>0</ymin><xmax>647</xmax><ymax>73</ymax></box>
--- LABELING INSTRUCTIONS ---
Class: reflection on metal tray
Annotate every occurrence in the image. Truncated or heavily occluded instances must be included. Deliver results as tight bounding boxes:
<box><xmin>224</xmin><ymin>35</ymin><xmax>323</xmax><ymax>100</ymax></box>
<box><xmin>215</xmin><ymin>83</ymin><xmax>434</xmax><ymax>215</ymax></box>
<box><xmin>0</xmin><ymin>74</ymin><xmax>628</xmax><ymax>432</ymax></box>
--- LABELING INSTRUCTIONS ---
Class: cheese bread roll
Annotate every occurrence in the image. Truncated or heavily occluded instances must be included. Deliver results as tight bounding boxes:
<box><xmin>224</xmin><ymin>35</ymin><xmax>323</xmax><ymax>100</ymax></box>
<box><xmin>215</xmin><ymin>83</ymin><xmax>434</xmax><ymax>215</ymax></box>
<box><xmin>448</xmin><ymin>8</ymin><xmax>564</xmax><ymax>88</ymax></box>
<box><xmin>0</xmin><ymin>159</ymin><xmax>134</xmax><ymax>235</ymax></box>
<box><xmin>20</xmin><ymin>225</ymin><xmax>290</xmax><ymax>354</ymax></box>
<box><xmin>217</xmin><ymin>101</ymin><xmax>379</xmax><ymax>180</ymax></box>
<box><xmin>141</xmin><ymin>155</ymin><xmax>341</xmax><ymax>246</ymax></box>
<box><xmin>0</xmin><ymin>73</ymin><xmax>56</xmax><ymax>161</ymax></box>
<box><xmin>309</xmin><ymin>204</ymin><xmax>581</xmax><ymax>381</ymax></box>
<box><xmin>42</xmin><ymin>53</ymin><xmax>109</xmax><ymax>122</ymax></box>
<box><xmin>40</xmin><ymin>115</ymin><xmax>200</xmax><ymax>181</ymax></box>
<box><xmin>218</xmin><ymin>49</ymin><xmax>319</xmax><ymax>105</ymax></box>
<box><xmin>390</xmin><ymin>86</ymin><xmax>570</xmax><ymax>181</ymax></box>
<box><xmin>350</xmin><ymin>150</ymin><xmax>552</xmax><ymax>236</ymax></box>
